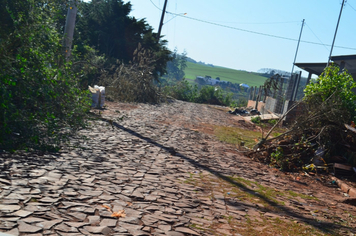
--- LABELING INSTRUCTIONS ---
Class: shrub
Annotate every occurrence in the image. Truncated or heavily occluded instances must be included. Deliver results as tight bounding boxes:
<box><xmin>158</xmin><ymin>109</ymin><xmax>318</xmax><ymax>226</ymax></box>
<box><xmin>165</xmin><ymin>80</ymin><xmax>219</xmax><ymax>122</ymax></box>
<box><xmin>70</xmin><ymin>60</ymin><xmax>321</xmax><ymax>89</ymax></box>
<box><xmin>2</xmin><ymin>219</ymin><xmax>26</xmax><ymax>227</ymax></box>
<box><xmin>251</xmin><ymin>116</ymin><xmax>261</xmax><ymax>124</ymax></box>
<box><xmin>99</xmin><ymin>44</ymin><xmax>162</xmax><ymax>103</ymax></box>
<box><xmin>163</xmin><ymin>79</ymin><xmax>198</xmax><ymax>102</ymax></box>
<box><xmin>304</xmin><ymin>64</ymin><xmax>356</xmax><ymax>121</ymax></box>
<box><xmin>196</xmin><ymin>86</ymin><xmax>234</xmax><ymax>106</ymax></box>
<box><xmin>268</xmin><ymin>119</ymin><xmax>278</xmax><ymax>125</ymax></box>
<box><xmin>0</xmin><ymin>0</ymin><xmax>90</xmax><ymax>151</ymax></box>
<box><xmin>163</xmin><ymin>82</ymin><xmax>235</xmax><ymax>106</ymax></box>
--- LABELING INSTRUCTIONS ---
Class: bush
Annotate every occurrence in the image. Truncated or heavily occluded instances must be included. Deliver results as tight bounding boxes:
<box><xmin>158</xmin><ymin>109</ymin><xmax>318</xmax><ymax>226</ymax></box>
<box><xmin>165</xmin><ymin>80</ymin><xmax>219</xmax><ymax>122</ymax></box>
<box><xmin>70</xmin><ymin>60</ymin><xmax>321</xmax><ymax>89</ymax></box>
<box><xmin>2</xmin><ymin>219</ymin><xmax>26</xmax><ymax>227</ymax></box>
<box><xmin>304</xmin><ymin>64</ymin><xmax>356</xmax><ymax>121</ymax></box>
<box><xmin>196</xmin><ymin>86</ymin><xmax>234</xmax><ymax>106</ymax></box>
<box><xmin>163</xmin><ymin>79</ymin><xmax>198</xmax><ymax>102</ymax></box>
<box><xmin>251</xmin><ymin>116</ymin><xmax>261</xmax><ymax>124</ymax></box>
<box><xmin>0</xmin><ymin>0</ymin><xmax>90</xmax><ymax>151</ymax></box>
<box><xmin>163</xmin><ymin>81</ymin><xmax>235</xmax><ymax>106</ymax></box>
<box><xmin>99</xmin><ymin>44</ymin><xmax>162</xmax><ymax>103</ymax></box>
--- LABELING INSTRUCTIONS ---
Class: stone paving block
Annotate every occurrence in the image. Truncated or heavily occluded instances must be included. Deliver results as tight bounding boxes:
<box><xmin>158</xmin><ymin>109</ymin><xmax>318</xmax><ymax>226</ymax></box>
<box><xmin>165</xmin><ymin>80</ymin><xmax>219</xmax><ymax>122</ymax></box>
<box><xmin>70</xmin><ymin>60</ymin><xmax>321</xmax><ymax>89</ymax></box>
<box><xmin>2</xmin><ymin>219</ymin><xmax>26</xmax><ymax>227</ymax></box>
<box><xmin>18</xmin><ymin>221</ymin><xmax>42</xmax><ymax>233</ymax></box>
<box><xmin>166</xmin><ymin>231</ymin><xmax>184</xmax><ymax>236</ymax></box>
<box><xmin>84</xmin><ymin>226</ymin><xmax>111</xmax><ymax>235</ymax></box>
<box><xmin>0</xmin><ymin>204</ymin><xmax>21</xmax><ymax>213</ymax></box>
<box><xmin>13</xmin><ymin>210</ymin><xmax>32</xmax><ymax>217</ymax></box>
<box><xmin>5</xmin><ymin>227</ymin><xmax>19</xmax><ymax>236</ymax></box>
<box><xmin>174</xmin><ymin>227</ymin><xmax>200</xmax><ymax>235</ymax></box>
<box><xmin>36</xmin><ymin>219</ymin><xmax>63</xmax><ymax>230</ymax></box>
<box><xmin>100</xmin><ymin>218</ymin><xmax>117</xmax><ymax>227</ymax></box>
<box><xmin>0</xmin><ymin>221</ymin><xmax>17</xmax><ymax>230</ymax></box>
<box><xmin>88</xmin><ymin>215</ymin><xmax>101</xmax><ymax>225</ymax></box>
<box><xmin>21</xmin><ymin>217</ymin><xmax>45</xmax><ymax>223</ymax></box>
<box><xmin>67</xmin><ymin>212</ymin><xmax>87</xmax><ymax>221</ymax></box>
<box><xmin>54</xmin><ymin>223</ymin><xmax>79</xmax><ymax>233</ymax></box>
<box><xmin>64</xmin><ymin>222</ymin><xmax>89</xmax><ymax>228</ymax></box>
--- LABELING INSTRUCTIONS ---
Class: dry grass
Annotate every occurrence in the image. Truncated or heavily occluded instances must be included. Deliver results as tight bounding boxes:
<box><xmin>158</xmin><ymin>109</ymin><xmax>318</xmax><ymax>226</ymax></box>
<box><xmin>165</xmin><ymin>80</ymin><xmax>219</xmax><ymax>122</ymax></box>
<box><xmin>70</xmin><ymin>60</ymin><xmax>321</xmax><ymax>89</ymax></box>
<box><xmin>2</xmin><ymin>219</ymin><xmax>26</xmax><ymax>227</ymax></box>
<box><xmin>214</xmin><ymin>126</ymin><xmax>262</xmax><ymax>148</ymax></box>
<box><xmin>184</xmin><ymin>172</ymin><xmax>332</xmax><ymax>236</ymax></box>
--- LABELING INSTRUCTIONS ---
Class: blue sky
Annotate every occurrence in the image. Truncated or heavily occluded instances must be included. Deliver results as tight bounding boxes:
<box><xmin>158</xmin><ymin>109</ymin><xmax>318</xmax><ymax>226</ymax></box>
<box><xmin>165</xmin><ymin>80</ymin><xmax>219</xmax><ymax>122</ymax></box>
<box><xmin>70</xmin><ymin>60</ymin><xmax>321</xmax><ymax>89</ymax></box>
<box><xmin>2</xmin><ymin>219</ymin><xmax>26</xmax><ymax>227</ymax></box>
<box><xmin>127</xmin><ymin>0</ymin><xmax>356</xmax><ymax>75</ymax></box>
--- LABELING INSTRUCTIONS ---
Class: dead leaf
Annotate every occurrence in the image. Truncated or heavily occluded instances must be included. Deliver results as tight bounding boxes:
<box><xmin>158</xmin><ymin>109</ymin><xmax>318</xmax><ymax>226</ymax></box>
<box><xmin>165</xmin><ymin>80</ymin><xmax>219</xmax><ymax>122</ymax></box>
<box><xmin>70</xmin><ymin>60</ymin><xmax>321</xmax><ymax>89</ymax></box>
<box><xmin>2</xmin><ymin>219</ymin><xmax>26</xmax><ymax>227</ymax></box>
<box><xmin>126</xmin><ymin>202</ymin><xmax>132</xmax><ymax>207</ymax></box>
<box><xmin>111</xmin><ymin>210</ymin><xmax>126</xmax><ymax>218</ymax></box>
<box><xmin>102</xmin><ymin>205</ymin><xmax>113</xmax><ymax>213</ymax></box>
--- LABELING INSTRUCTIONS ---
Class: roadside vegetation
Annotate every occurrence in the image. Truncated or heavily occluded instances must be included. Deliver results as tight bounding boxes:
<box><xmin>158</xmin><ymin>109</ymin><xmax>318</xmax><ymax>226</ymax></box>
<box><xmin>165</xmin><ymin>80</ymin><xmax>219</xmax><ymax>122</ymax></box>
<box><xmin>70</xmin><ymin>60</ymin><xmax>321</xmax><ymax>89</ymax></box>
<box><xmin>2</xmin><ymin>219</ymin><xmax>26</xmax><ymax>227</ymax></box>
<box><xmin>248</xmin><ymin>65</ymin><xmax>356</xmax><ymax>171</ymax></box>
<box><xmin>0</xmin><ymin>0</ymin><xmax>171</xmax><ymax>151</ymax></box>
<box><xmin>0</xmin><ymin>0</ymin><xmax>90</xmax><ymax>151</ymax></box>
<box><xmin>182</xmin><ymin>172</ymin><xmax>336</xmax><ymax>236</ymax></box>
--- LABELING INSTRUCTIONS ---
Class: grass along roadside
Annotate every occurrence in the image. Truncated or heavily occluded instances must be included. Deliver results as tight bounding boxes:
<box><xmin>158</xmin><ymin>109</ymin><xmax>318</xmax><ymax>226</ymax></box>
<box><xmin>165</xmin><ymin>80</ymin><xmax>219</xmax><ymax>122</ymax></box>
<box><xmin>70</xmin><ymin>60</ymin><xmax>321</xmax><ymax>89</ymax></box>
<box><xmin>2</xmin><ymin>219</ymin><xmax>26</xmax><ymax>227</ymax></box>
<box><xmin>180</xmin><ymin>171</ymin><xmax>335</xmax><ymax>236</ymax></box>
<box><xmin>213</xmin><ymin>122</ymin><xmax>288</xmax><ymax>149</ymax></box>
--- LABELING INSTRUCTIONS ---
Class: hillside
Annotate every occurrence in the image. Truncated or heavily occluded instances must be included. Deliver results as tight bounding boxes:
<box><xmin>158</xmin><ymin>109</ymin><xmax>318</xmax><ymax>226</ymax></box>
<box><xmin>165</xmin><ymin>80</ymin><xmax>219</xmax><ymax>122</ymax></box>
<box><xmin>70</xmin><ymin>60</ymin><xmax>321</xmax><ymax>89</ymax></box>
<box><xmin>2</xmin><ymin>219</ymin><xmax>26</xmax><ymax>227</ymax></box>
<box><xmin>184</xmin><ymin>61</ymin><xmax>268</xmax><ymax>87</ymax></box>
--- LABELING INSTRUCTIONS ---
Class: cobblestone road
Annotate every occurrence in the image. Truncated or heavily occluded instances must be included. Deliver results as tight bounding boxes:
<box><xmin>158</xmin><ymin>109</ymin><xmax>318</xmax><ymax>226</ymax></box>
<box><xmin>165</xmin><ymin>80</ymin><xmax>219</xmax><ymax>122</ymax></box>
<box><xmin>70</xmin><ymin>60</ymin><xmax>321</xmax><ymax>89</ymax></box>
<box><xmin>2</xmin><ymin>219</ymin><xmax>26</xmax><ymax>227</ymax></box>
<box><xmin>1</xmin><ymin>100</ymin><xmax>356</xmax><ymax>235</ymax></box>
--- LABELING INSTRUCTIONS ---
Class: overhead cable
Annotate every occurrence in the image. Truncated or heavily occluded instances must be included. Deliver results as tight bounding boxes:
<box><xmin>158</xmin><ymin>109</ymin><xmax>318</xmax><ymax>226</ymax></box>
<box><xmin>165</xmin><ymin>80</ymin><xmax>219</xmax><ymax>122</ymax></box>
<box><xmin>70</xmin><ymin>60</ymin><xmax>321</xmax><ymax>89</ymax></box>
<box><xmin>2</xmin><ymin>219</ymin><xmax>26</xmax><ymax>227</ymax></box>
<box><xmin>166</xmin><ymin>11</ymin><xmax>356</xmax><ymax>51</ymax></box>
<box><xmin>149</xmin><ymin>0</ymin><xmax>161</xmax><ymax>11</ymax></box>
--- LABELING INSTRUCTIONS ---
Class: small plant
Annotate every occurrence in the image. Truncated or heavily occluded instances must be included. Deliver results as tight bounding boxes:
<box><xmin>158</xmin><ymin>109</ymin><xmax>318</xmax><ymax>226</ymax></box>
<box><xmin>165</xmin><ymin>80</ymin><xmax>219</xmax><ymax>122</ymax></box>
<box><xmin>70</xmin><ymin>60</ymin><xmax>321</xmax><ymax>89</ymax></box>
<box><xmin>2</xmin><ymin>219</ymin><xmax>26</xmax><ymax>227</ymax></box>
<box><xmin>251</xmin><ymin>116</ymin><xmax>261</xmax><ymax>124</ymax></box>
<box><xmin>270</xmin><ymin>147</ymin><xmax>287</xmax><ymax>170</ymax></box>
<box><xmin>268</xmin><ymin>119</ymin><xmax>278</xmax><ymax>125</ymax></box>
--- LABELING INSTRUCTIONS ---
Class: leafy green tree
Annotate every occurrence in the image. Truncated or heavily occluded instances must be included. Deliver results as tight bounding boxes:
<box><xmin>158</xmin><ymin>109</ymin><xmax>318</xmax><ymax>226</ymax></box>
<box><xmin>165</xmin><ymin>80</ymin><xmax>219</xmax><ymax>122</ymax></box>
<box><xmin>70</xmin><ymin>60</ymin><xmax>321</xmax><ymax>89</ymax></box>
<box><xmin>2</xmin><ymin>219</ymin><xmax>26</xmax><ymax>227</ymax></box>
<box><xmin>74</xmin><ymin>0</ymin><xmax>170</xmax><ymax>78</ymax></box>
<box><xmin>0</xmin><ymin>0</ymin><xmax>90</xmax><ymax>151</ymax></box>
<box><xmin>165</xmin><ymin>48</ymin><xmax>188</xmax><ymax>81</ymax></box>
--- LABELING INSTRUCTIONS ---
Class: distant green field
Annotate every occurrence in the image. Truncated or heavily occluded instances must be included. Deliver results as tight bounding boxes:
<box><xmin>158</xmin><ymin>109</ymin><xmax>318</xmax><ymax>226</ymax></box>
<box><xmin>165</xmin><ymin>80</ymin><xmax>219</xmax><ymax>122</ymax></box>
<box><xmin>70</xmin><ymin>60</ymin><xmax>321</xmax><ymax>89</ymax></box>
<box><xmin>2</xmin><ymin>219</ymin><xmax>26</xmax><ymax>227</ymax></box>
<box><xmin>184</xmin><ymin>61</ymin><xmax>267</xmax><ymax>87</ymax></box>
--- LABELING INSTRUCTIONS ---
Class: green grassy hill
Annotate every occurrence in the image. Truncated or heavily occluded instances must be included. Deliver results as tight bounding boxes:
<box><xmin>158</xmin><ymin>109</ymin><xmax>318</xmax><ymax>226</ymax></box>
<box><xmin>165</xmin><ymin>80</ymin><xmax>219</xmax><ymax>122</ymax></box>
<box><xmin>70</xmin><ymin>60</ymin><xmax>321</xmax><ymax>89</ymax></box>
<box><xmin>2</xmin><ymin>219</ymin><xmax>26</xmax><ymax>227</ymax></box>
<box><xmin>184</xmin><ymin>61</ymin><xmax>267</xmax><ymax>87</ymax></box>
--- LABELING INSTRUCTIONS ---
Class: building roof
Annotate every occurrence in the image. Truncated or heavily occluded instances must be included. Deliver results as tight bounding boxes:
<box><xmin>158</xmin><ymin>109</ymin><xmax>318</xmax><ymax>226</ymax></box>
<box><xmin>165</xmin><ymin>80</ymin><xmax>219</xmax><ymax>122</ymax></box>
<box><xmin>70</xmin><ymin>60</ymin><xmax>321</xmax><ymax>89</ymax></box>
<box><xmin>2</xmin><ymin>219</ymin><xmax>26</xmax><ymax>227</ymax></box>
<box><xmin>294</xmin><ymin>54</ymin><xmax>356</xmax><ymax>78</ymax></box>
<box><xmin>293</xmin><ymin>62</ymin><xmax>327</xmax><ymax>76</ymax></box>
<box><xmin>331</xmin><ymin>54</ymin><xmax>356</xmax><ymax>76</ymax></box>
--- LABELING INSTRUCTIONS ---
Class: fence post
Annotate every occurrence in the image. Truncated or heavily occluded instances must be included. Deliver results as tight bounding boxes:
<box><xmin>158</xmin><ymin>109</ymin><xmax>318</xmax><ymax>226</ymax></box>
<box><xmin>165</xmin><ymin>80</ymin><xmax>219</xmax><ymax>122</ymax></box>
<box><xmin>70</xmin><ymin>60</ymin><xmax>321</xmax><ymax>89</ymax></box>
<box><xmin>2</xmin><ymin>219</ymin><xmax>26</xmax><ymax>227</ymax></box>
<box><xmin>252</xmin><ymin>86</ymin><xmax>257</xmax><ymax>101</ymax></box>
<box><xmin>255</xmin><ymin>86</ymin><xmax>263</xmax><ymax>110</ymax></box>
<box><xmin>292</xmin><ymin>71</ymin><xmax>302</xmax><ymax>101</ymax></box>
<box><xmin>274</xmin><ymin>77</ymin><xmax>285</xmax><ymax>114</ymax></box>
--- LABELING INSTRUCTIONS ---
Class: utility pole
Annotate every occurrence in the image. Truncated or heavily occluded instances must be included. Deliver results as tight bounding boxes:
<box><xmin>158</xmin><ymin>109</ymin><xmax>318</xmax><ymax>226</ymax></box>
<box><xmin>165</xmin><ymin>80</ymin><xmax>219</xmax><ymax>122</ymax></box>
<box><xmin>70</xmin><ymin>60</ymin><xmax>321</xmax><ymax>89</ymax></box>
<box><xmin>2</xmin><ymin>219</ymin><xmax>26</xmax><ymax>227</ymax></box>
<box><xmin>290</xmin><ymin>19</ymin><xmax>305</xmax><ymax>77</ymax></box>
<box><xmin>327</xmin><ymin>0</ymin><xmax>346</xmax><ymax>67</ymax></box>
<box><xmin>156</xmin><ymin>0</ymin><xmax>168</xmax><ymax>42</ymax></box>
<box><xmin>63</xmin><ymin>0</ymin><xmax>78</xmax><ymax>62</ymax></box>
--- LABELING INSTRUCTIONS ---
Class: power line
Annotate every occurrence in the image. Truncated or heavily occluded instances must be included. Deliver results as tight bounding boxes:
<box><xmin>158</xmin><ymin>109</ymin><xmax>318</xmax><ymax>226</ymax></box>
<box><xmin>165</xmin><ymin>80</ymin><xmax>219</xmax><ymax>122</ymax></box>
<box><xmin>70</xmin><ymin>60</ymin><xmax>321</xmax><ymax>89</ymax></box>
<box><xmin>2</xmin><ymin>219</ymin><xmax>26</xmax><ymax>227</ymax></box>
<box><xmin>149</xmin><ymin>0</ymin><xmax>161</xmax><ymax>11</ymax></box>
<box><xmin>305</xmin><ymin>23</ymin><xmax>330</xmax><ymax>52</ymax></box>
<box><xmin>166</xmin><ymin>11</ymin><xmax>356</xmax><ymax>51</ymax></box>
<box><xmin>347</xmin><ymin>1</ymin><xmax>356</xmax><ymax>11</ymax></box>
<box><xmin>212</xmin><ymin>20</ymin><xmax>300</xmax><ymax>25</ymax></box>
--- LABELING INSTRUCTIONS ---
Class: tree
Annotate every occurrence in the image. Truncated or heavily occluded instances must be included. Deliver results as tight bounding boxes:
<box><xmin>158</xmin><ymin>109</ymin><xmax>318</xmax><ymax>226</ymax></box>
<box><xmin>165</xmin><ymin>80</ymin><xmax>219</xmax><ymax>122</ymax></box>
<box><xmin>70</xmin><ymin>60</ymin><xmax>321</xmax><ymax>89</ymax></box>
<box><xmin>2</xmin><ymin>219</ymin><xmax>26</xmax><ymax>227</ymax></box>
<box><xmin>74</xmin><ymin>0</ymin><xmax>170</xmax><ymax>78</ymax></box>
<box><xmin>0</xmin><ymin>0</ymin><xmax>90</xmax><ymax>151</ymax></box>
<box><xmin>165</xmin><ymin>48</ymin><xmax>188</xmax><ymax>81</ymax></box>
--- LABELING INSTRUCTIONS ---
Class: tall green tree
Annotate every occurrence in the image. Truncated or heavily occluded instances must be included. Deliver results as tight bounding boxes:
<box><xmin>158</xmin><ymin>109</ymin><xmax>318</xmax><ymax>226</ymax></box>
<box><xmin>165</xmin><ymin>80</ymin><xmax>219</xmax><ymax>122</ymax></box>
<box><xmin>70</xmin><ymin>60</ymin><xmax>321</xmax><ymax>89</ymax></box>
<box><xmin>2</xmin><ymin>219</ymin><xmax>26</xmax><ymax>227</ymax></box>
<box><xmin>74</xmin><ymin>0</ymin><xmax>170</xmax><ymax>78</ymax></box>
<box><xmin>0</xmin><ymin>0</ymin><xmax>90</xmax><ymax>151</ymax></box>
<box><xmin>165</xmin><ymin>48</ymin><xmax>188</xmax><ymax>81</ymax></box>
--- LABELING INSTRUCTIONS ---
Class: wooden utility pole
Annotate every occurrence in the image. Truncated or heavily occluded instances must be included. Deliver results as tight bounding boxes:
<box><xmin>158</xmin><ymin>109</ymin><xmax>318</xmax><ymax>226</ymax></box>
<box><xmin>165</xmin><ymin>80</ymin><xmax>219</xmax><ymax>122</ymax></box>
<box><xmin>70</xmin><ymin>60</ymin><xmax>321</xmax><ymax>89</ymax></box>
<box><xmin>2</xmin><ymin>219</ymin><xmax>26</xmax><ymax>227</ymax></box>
<box><xmin>156</xmin><ymin>0</ymin><xmax>168</xmax><ymax>42</ymax></box>
<box><xmin>63</xmin><ymin>0</ymin><xmax>78</xmax><ymax>61</ymax></box>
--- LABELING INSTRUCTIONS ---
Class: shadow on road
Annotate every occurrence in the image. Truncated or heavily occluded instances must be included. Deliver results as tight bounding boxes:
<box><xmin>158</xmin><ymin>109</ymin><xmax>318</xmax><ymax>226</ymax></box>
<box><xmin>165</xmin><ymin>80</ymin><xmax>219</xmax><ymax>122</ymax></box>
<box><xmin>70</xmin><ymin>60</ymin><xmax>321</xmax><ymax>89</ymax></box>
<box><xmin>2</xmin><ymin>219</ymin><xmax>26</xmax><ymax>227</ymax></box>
<box><xmin>104</xmin><ymin>117</ymin><xmax>353</xmax><ymax>234</ymax></box>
